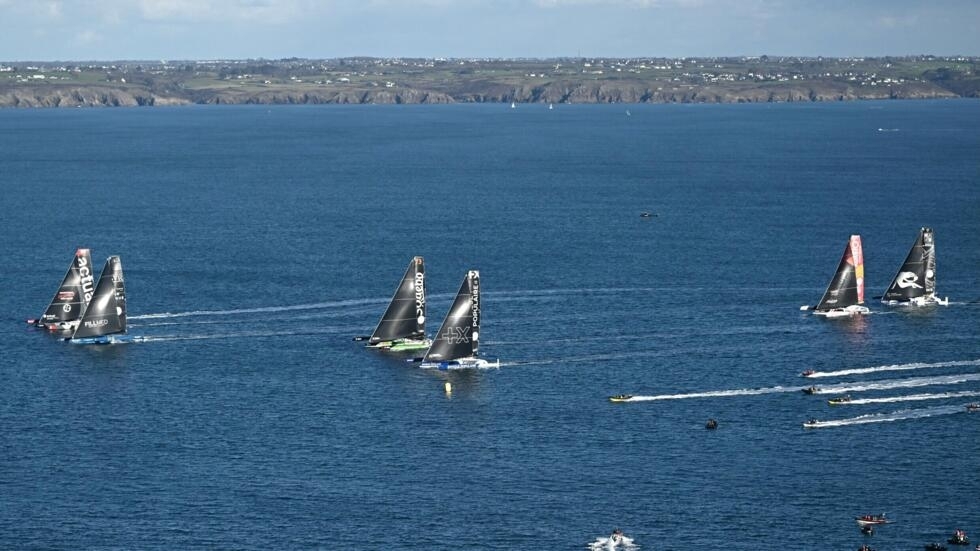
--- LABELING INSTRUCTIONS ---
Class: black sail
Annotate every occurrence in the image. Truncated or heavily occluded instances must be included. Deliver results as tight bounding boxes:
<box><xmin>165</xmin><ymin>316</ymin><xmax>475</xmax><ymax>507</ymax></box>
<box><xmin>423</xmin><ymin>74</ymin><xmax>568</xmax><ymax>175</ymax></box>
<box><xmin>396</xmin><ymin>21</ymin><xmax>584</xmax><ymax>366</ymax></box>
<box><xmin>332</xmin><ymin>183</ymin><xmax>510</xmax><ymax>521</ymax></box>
<box><xmin>40</xmin><ymin>248</ymin><xmax>95</xmax><ymax>324</ymax></box>
<box><xmin>369</xmin><ymin>256</ymin><xmax>426</xmax><ymax>343</ymax></box>
<box><xmin>815</xmin><ymin>235</ymin><xmax>865</xmax><ymax>311</ymax></box>
<box><xmin>71</xmin><ymin>256</ymin><xmax>127</xmax><ymax>339</ymax></box>
<box><xmin>883</xmin><ymin>227</ymin><xmax>935</xmax><ymax>302</ymax></box>
<box><xmin>424</xmin><ymin>270</ymin><xmax>480</xmax><ymax>362</ymax></box>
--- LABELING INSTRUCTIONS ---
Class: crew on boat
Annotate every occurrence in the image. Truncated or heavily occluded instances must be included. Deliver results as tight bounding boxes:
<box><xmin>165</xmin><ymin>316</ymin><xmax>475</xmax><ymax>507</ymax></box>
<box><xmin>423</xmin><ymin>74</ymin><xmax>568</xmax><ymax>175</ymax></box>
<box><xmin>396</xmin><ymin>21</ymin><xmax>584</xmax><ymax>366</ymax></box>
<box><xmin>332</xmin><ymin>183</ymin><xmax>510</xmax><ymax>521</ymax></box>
<box><xmin>610</xmin><ymin>528</ymin><xmax>624</xmax><ymax>544</ymax></box>
<box><xmin>705</xmin><ymin>418</ymin><xmax>718</xmax><ymax>430</ymax></box>
<box><xmin>949</xmin><ymin>529</ymin><xmax>969</xmax><ymax>544</ymax></box>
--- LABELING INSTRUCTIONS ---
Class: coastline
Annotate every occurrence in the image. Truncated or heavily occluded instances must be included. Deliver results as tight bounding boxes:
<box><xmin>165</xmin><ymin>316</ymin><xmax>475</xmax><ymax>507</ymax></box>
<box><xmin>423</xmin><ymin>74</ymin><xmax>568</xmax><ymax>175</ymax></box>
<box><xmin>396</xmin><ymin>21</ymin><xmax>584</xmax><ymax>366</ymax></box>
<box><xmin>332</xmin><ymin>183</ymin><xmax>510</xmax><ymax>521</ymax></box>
<box><xmin>1</xmin><ymin>55</ymin><xmax>977</xmax><ymax>108</ymax></box>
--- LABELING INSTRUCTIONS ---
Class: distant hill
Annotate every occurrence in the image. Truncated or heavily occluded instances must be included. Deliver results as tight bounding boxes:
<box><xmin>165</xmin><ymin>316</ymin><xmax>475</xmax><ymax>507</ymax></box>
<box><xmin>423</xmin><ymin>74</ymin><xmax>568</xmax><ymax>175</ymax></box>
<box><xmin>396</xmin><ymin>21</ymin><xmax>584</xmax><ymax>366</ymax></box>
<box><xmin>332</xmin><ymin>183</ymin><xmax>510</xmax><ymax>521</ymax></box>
<box><xmin>1</xmin><ymin>56</ymin><xmax>977</xmax><ymax>108</ymax></box>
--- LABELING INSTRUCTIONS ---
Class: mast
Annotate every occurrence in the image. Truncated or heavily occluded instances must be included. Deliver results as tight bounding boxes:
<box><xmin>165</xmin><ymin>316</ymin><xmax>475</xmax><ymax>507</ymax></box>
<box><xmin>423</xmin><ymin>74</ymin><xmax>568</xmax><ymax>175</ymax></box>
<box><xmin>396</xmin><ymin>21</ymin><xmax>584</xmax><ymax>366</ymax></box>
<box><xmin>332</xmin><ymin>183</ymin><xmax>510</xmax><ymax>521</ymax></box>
<box><xmin>71</xmin><ymin>256</ymin><xmax>127</xmax><ymax>339</ymax></box>
<box><xmin>883</xmin><ymin>227</ymin><xmax>935</xmax><ymax>302</ymax></box>
<box><xmin>369</xmin><ymin>256</ymin><xmax>426</xmax><ymax>344</ymax></box>
<box><xmin>816</xmin><ymin>235</ymin><xmax>865</xmax><ymax>311</ymax></box>
<box><xmin>38</xmin><ymin>248</ymin><xmax>95</xmax><ymax>324</ymax></box>
<box><xmin>423</xmin><ymin>270</ymin><xmax>480</xmax><ymax>362</ymax></box>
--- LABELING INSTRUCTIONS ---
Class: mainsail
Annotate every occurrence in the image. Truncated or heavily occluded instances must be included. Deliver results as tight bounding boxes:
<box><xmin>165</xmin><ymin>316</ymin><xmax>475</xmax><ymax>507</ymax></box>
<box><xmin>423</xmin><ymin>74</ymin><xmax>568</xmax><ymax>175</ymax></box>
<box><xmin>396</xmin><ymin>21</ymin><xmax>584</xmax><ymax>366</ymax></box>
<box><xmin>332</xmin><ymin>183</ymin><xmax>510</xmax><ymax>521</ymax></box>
<box><xmin>71</xmin><ymin>256</ymin><xmax>127</xmax><ymax>340</ymax></box>
<box><xmin>882</xmin><ymin>227</ymin><xmax>936</xmax><ymax>303</ymax></box>
<box><xmin>369</xmin><ymin>256</ymin><xmax>426</xmax><ymax>344</ymax></box>
<box><xmin>815</xmin><ymin>235</ymin><xmax>865</xmax><ymax>312</ymax></box>
<box><xmin>37</xmin><ymin>248</ymin><xmax>95</xmax><ymax>326</ymax></box>
<box><xmin>423</xmin><ymin>270</ymin><xmax>480</xmax><ymax>362</ymax></box>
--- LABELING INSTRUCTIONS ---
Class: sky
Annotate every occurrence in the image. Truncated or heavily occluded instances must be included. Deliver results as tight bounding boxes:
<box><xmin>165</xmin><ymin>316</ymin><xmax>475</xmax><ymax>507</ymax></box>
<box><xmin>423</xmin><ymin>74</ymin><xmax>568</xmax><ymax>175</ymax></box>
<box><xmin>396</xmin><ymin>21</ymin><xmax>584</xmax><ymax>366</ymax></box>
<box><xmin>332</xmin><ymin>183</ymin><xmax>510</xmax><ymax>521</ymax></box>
<box><xmin>1</xmin><ymin>0</ymin><xmax>978</xmax><ymax>61</ymax></box>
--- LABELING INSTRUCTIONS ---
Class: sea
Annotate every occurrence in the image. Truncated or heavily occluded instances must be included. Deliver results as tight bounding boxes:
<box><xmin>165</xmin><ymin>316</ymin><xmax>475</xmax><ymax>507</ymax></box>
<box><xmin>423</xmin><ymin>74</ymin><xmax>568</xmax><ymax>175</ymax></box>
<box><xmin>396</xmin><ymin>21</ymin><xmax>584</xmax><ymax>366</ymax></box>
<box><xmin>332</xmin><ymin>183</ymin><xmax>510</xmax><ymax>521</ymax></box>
<box><xmin>1</xmin><ymin>100</ymin><xmax>978</xmax><ymax>550</ymax></box>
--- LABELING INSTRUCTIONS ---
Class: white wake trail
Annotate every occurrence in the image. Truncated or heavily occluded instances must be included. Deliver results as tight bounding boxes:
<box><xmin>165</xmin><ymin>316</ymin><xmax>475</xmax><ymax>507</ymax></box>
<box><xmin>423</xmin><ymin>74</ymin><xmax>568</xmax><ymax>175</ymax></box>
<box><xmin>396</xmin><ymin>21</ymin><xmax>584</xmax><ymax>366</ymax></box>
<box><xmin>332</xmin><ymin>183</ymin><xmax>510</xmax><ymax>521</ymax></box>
<box><xmin>804</xmin><ymin>404</ymin><xmax>966</xmax><ymax>429</ymax></box>
<box><xmin>803</xmin><ymin>359</ymin><xmax>980</xmax><ymax>379</ymax></box>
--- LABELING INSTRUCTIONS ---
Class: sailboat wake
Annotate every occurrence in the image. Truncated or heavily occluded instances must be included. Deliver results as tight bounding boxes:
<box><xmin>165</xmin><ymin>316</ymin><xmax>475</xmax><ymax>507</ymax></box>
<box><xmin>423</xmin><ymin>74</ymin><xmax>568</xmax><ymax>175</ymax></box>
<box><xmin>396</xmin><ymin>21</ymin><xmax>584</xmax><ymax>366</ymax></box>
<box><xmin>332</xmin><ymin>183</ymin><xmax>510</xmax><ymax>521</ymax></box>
<box><xmin>129</xmin><ymin>297</ymin><xmax>387</xmax><ymax>320</ymax></box>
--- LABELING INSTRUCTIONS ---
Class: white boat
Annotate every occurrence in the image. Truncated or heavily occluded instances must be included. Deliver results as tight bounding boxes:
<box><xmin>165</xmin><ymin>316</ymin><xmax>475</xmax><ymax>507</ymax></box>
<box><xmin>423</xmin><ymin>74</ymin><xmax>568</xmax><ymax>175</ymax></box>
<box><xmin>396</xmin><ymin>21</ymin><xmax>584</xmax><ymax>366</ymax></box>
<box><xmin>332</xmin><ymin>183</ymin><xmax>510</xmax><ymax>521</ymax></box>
<box><xmin>803</xmin><ymin>235</ymin><xmax>870</xmax><ymax>317</ymax></box>
<box><xmin>881</xmin><ymin>227</ymin><xmax>949</xmax><ymax>306</ymax></box>
<box><xmin>355</xmin><ymin>256</ymin><xmax>431</xmax><ymax>352</ymax></box>
<box><xmin>412</xmin><ymin>270</ymin><xmax>498</xmax><ymax>370</ymax></box>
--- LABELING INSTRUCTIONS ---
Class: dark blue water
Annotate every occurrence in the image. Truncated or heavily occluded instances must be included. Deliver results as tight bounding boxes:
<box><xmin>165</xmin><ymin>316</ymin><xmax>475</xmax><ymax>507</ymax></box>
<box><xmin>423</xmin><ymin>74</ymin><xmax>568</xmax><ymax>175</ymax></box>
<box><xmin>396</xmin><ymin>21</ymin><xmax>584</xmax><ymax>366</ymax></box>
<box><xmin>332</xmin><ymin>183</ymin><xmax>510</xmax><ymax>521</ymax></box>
<box><xmin>2</xmin><ymin>101</ymin><xmax>979</xmax><ymax>550</ymax></box>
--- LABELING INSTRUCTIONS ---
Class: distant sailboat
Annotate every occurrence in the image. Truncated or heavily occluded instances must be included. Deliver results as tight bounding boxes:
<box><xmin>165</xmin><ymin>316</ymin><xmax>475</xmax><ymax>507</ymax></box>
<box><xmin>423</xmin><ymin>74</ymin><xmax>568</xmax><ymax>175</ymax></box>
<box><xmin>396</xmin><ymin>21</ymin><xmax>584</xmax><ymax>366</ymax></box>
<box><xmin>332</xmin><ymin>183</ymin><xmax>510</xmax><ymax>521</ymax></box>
<box><xmin>803</xmin><ymin>235</ymin><xmax>870</xmax><ymax>317</ymax></box>
<box><xmin>28</xmin><ymin>248</ymin><xmax>95</xmax><ymax>332</ymax></box>
<box><xmin>510</xmin><ymin>101</ymin><xmax>516</xmax><ymax>109</ymax></box>
<box><xmin>412</xmin><ymin>270</ymin><xmax>498</xmax><ymax>370</ymax></box>
<box><xmin>356</xmin><ymin>256</ymin><xmax>431</xmax><ymax>352</ymax></box>
<box><xmin>67</xmin><ymin>256</ymin><xmax>139</xmax><ymax>344</ymax></box>
<box><xmin>881</xmin><ymin>227</ymin><xmax>948</xmax><ymax>306</ymax></box>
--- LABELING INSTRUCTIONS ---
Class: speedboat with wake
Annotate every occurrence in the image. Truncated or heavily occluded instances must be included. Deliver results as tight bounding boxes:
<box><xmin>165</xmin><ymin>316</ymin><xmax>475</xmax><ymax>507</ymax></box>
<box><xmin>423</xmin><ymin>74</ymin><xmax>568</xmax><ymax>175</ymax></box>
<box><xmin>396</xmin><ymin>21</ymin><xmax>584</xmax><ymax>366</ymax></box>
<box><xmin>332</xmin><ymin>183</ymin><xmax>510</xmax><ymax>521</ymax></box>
<box><xmin>802</xmin><ymin>386</ymin><xmax>820</xmax><ymax>395</ymax></box>
<box><xmin>409</xmin><ymin>270</ymin><xmax>498</xmax><ymax>370</ymax></box>
<box><xmin>65</xmin><ymin>256</ymin><xmax>141</xmax><ymax>345</ymax></box>
<box><xmin>828</xmin><ymin>395</ymin><xmax>852</xmax><ymax>405</ymax></box>
<box><xmin>27</xmin><ymin>248</ymin><xmax>95</xmax><ymax>332</ymax></box>
<box><xmin>801</xmin><ymin>235</ymin><xmax>870</xmax><ymax>317</ymax></box>
<box><xmin>588</xmin><ymin>529</ymin><xmax>636</xmax><ymax>550</ymax></box>
<box><xmin>948</xmin><ymin>529</ymin><xmax>970</xmax><ymax>546</ymax></box>
<box><xmin>354</xmin><ymin>256</ymin><xmax>431</xmax><ymax>352</ymax></box>
<box><xmin>608</xmin><ymin>394</ymin><xmax>634</xmax><ymax>403</ymax></box>
<box><xmin>881</xmin><ymin>227</ymin><xmax>948</xmax><ymax>306</ymax></box>
<box><xmin>855</xmin><ymin>514</ymin><xmax>890</xmax><ymax>526</ymax></box>
<box><xmin>803</xmin><ymin>418</ymin><xmax>820</xmax><ymax>429</ymax></box>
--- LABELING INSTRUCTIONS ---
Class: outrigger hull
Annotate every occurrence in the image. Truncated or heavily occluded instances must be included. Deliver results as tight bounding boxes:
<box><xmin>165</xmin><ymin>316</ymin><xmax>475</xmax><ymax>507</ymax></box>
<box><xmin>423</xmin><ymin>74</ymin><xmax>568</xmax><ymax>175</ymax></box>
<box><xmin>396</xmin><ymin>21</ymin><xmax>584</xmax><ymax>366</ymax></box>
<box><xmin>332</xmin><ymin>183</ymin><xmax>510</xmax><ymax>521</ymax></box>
<box><xmin>368</xmin><ymin>339</ymin><xmax>432</xmax><ymax>352</ymax></box>
<box><xmin>67</xmin><ymin>334</ymin><xmax>144</xmax><ymax>345</ymax></box>
<box><xmin>814</xmin><ymin>305</ymin><xmax>870</xmax><ymax>318</ymax></box>
<box><xmin>419</xmin><ymin>358</ymin><xmax>499</xmax><ymax>370</ymax></box>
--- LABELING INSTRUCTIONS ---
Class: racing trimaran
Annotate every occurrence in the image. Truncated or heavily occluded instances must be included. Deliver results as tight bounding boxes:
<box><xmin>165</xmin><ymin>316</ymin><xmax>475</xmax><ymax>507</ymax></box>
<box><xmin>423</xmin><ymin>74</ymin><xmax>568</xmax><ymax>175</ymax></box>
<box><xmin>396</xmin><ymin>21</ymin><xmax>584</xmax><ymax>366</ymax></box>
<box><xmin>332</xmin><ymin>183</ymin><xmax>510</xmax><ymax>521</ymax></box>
<box><xmin>66</xmin><ymin>256</ymin><xmax>140</xmax><ymax>344</ymax></box>
<box><xmin>881</xmin><ymin>227</ymin><xmax>948</xmax><ymax>306</ymax></box>
<box><xmin>410</xmin><ymin>270</ymin><xmax>498</xmax><ymax>369</ymax></box>
<box><xmin>355</xmin><ymin>256</ymin><xmax>431</xmax><ymax>352</ymax></box>
<box><xmin>27</xmin><ymin>248</ymin><xmax>95</xmax><ymax>332</ymax></box>
<box><xmin>802</xmin><ymin>235</ymin><xmax>870</xmax><ymax>317</ymax></box>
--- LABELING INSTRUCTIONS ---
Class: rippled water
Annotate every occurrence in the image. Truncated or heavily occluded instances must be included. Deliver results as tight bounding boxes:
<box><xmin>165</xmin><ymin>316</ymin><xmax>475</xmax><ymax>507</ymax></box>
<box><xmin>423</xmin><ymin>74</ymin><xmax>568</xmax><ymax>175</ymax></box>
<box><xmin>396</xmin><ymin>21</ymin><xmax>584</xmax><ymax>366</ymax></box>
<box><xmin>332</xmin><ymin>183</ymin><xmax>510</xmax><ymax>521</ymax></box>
<box><xmin>2</xmin><ymin>101</ymin><xmax>978</xmax><ymax>549</ymax></box>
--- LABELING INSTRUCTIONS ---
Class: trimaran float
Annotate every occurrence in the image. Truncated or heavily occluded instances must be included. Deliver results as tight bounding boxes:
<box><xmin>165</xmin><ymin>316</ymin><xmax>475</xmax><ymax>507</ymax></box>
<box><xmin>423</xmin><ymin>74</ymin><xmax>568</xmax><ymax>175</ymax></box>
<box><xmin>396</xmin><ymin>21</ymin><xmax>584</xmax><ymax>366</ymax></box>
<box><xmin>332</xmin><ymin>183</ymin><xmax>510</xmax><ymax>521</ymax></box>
<box><xmin>27</xmin><ymin>248</ymin><xmax>95</xmax><ymax>332</ymax></box>
<box><xmin>802</xmin><ymin>234</ymin><xmax>870</xmax><ymax>317</ymax></box>
<box><xmin>881</xmin><ymin>227</ymin><xmax>948</xmax><ymax>306</ymax></box>
<box><xmin>355</xmin><ymin>256</ymin><xmax>431</xmax><ymax>352</ymax></box>
<box><xmin>409</xmin><ymin>270</ymin><xmax>498</xmax><ymax>370</ymax></box>
<box><xmin>65</xmin><ymin>256</ymin><xmax>141</xmax><ymax>345</ymax></box>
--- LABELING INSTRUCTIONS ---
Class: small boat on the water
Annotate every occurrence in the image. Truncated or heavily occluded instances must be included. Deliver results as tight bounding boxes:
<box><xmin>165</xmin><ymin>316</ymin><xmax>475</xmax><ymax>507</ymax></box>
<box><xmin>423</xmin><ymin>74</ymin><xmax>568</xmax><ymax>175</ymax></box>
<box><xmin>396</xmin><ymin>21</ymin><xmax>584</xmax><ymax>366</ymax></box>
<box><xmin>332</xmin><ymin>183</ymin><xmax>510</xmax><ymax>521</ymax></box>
<box><xmin>828</xmin><ymin>395</ymin><xmax>852</xmax><ymax>405</ymax></box>
<box><xmin>948</xmin><ymin>530</ymin><xmax>970</xmax><ymax>545</ymax></box>
<box><xmin>965</xmin><ymin>403</ymin><xmax>980</xmax><ymax>413</ymax></box>
<box><xmin>855</xmin><ymin>514</ymin><xmax>890</xmax><ymax>526</ymax></box>
<box><xmin>802</xmin><ymin>235</ymin><xmax>870</xmax><ymax>317</ymax></box>
<box><xmin>881</xmin><ymin>227</ymin><xmax>949</xmax><ymax>306</ymax></box>
<box><xmin>588</xmin><ymin>528</ymin><xmax>636</xmax><ymax>550</ymax></box>
<box><xmin>801</xmin><ymin>369</ymin><xmax>816</xmax><ymax>377</ymax></box>
<box><xmin>857</xmin><ymin>545</ymin><xmax>876</xmax><ymax>551</ymax></box>
<box><xmin>27</xmin><ymin>248</ymin><xmax>95</xmax><ymax>332</ymax></box>
<box><xmin>355</xmin><ymin>256</ymin><xmax>431</xmax><ymax>352</ymax></box>
<box><xmin>802</xmin><ymin>418</ymin><xmax>820</xmax><ymax>429</ymax></box>
<box><xmin>802</xmin><ymin>386</ymin><xmax>820</xmax><ymax>395</ymax></box>
<box><xmin>925</xmin><ymin>544</ymin><xmax>948</xmax><ymax>551</ymax></box>
<box><xmin>410</xmin><ymin>270</ymin><xmax>498</xmax><ymax>370</ymax></box>
<box><xmin>609</xmin><ymin>394</ymin><xmax>633</xmax><ymax>403</ymax></box>
<box><xmin>705</xmin><ymin>418</ymin><xmax>718</xmax><ymax>430</ymax></box>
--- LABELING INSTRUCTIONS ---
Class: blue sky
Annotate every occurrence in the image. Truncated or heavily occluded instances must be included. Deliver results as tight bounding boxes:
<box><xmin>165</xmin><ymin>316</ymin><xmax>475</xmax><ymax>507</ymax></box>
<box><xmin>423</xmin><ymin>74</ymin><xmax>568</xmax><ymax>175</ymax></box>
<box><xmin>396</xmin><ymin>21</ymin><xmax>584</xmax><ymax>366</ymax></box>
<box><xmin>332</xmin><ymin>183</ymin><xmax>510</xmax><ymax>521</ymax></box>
<box><xmin>1</xmin><ymin>0</ymin><xmax>978</xmax><ymax>61</ymax></box>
